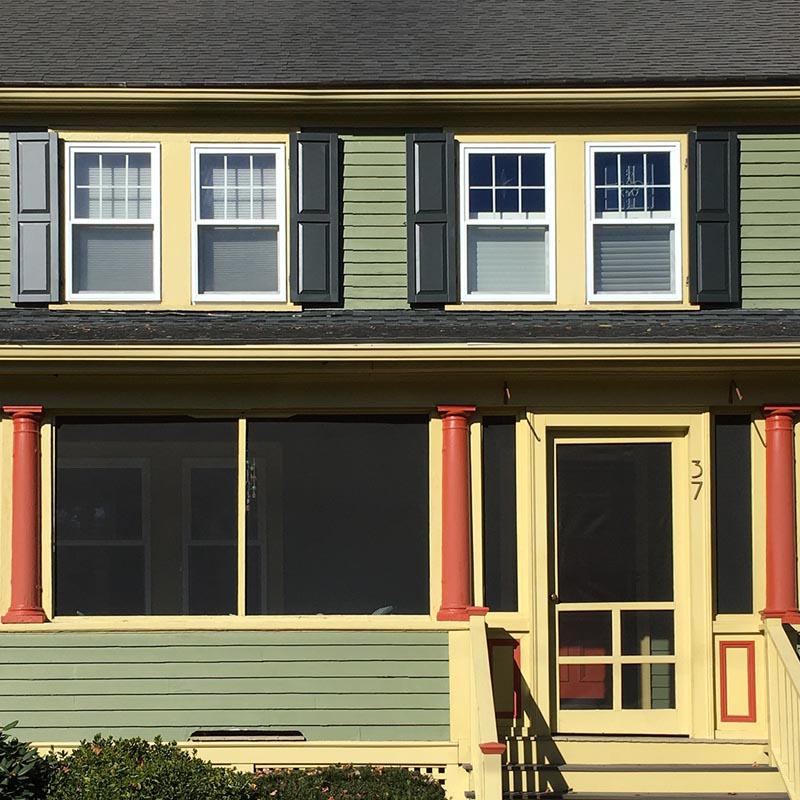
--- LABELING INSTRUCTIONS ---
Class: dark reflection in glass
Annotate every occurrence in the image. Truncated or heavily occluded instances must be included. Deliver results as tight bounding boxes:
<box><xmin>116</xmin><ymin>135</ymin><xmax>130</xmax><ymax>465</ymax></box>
<box><xmin>621</xmin><ymin>610</ymin><xmax>674</xmax><ymax>655</ymax></box>
<box><xmin>622</xmin><ymin>663</ymin><xmax>675</xmax><ymax>709</ymax></box>
<box><xmin>556</xmin><ymin>443</ymin><xmax>673</xmax><ymax>603</ymax></box>
<box><xmin>469</xmin><ymin>154</ymin><xmax>493</xmax><ymax>186</ymax></box>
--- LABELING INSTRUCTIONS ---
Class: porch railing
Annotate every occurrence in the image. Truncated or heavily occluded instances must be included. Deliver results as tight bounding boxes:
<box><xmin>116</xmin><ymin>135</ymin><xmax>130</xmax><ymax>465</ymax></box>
<box><xmin>765</xmin><ymin>617</ymin><xmax>800</xmax><ymax>800</ymax></box>
<box><xmin>468</xmin><ymin>614</ymin><xmax>504</xmax><ymax>800</ymax></box>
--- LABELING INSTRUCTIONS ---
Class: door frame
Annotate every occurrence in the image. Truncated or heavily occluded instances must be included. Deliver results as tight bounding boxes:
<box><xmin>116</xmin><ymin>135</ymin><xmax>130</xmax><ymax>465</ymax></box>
<box><xmin>529</xmin><ymin>412</ymin><xmax>714</xmax><ymax>738</ymax></box>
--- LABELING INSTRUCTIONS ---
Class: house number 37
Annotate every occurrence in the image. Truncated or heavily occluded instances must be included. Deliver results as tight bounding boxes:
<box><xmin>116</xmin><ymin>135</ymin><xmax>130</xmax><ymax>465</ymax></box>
<box><xmin>691</xmin><ymin>460</ymin><xmax>703</xmax><ymax>500</ymax></box>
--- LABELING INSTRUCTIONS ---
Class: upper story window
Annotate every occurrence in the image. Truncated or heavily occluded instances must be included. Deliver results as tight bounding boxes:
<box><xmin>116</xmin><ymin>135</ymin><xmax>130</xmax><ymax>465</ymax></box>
<box><xmin>459</xmin><ymin>144</ymin><xmax>555</xmax><ymax>302</ymax></box>
<box><xmin>65</xmin><ymin>143</ymin><xmax>160</xmax><ymax>301</ymax></box>
<box><xmin>587</xmin><ymin>142</ymin><xmax>682</xmax><ymax>302</ymax></box>
<box><xmin>192</xmin><ymin>144</ymin><xmax>286</xmax><ymax>302</ymax></box>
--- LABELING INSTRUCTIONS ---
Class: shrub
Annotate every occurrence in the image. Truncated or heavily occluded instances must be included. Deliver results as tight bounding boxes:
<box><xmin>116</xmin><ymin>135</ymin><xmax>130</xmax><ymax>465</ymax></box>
<box><xmin>47</xmin><ymin>735</ymin><xmax>255</xmax><ymax>800</ymax></box>
<box><xmin>252</xmin><ymin>764</ymin><xmax>446</xmax><ymax>800</ymax></box>
<box><xmin>0</xmin><ymin>720</ymin><xmax>54</xmax><ymax>800</ymax></box>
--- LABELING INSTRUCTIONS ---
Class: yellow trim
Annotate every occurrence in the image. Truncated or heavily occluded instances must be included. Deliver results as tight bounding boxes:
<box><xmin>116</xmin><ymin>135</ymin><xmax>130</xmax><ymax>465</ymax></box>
<box><xmin>4</xmin><ymin>86</ymin><xmax>800</xmax><ymax>109</ymax></box>
<box><xmin>1</xmin><ymin>342</ymin><xmax>800</xmax><ymax>365</ymax></box>
<box><xmin>0</xmin><ymin>615</ymin><xmax>469</xmax><ymax>632</ymax></box>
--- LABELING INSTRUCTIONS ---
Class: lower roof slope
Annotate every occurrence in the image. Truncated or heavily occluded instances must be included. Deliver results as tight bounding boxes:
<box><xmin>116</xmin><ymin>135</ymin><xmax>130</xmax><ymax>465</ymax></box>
<box><xmin>0</xmin><ymin>309</ymin><xmax>799</xmax><ymax>346</ymax></box>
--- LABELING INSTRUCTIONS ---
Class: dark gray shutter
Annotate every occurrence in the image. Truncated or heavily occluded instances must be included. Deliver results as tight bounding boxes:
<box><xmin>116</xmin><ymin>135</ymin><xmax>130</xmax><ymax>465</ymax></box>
<box><xmin>10</xmin><ymin>131</ymin><xmax>60</xmax><ymax>303</ymax></box>
<box><xmin>289</xmin><ymin>132</ymin><xmax>340</xmax><ymax>304</ymax></box>
<box><xmin>689</xmin><ymin>130</ymin><xmax>740</xmax><ymax>305</ymax></box>
<box><xmin>407</xmin><ymin>132</ymin><xmax>457</xmax><ymax>304</ymax></box>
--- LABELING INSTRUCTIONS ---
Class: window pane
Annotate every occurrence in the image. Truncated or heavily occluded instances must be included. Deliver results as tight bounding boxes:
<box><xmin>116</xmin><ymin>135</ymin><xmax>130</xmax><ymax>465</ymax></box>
<box><xmin>496</xmin><ymin>188</ymin><xmax>519</xmax><ymax>213</ymax></box>
<box><xmin>200</xmin><ymin>154</ymin><xmax>225</xmax><ymax>188</ymax></box>
<box><xmin>621</xmin><ymin>185</ymin><xmax>645</xmax><ymax>212</ymax></box>
<box><xmin>521</xmin><ymin>153</ymin><xmax>545</xmax><ymax>186</ymax></box>
<box><xmin>469</xmin><ymin>189</ymin><xmax>493</xmax><ymax>215</ymax></box>
<box><xmin>560</xmin><ymin>662</ymin><xmax>612</xmax><ymax>710</ymax></box>
<box><xmin>74</xmin><ymin>153</ymin><xmax>99</xmax><ymax>187</ymax></box>
<box><xmin>467</xmin><ymin>225</ymin><xmax>548</xmax><ymax>295</ymax></box>
<box><xmin>469</xmin><ymin>153</ymin><xmax>492</xmax><ymax>186</ymax></box>
<box><xmin>559</xmin><ymin>611</ymin><xmax>612</xmax><ymax>655</ymax></box>
<box><xmin>72</xmin><ymin>225</ymin><xmax>153</xmax><ymax>294</ymax></box>
<box><xmin>252</xmin><ymin>154</ymin><xmax>276</xmax><ymax>188</ymax></box>
<box><xmin>594</xmin><ymin>152</ymin><xmax>618</xmax><ymax>186</ymax></box>
<box><xmin>55</xmin><ymin>418</ymin><xmax>237</xmax><ymax>616</ymax></box>
<box><xmin>522</xmin><ymin>188</ymin><xmax>545</xmax><ymax>213</ymax></box>
<box><xmin>494</xmin><ymin>154</ymin><xmax>519</xmax><ymax>186</ymax></box>
<box><xmin>482</xmin><ymin>417</ymin><xmax>517</xmax><ymax>612</ymax></box>
<box><xmin>621</xmin><ymin>610</ymin><xmax>675</xmax><ymax>655</ymax></box>
<box><xmin>227</xmin><ymin>154</ymin><xmax>250</xmax><ymax>186</ymax></box>
<box><xmin>593</xmin><ymin>224</ymin><xmax>673</xmax><ymax>294</ymax></box>
<box><xmin>200</xmin><ymin>187</ymin><xmax>225</xmax><ymax>220</ymax></box>
<box><xmin>595</xmin><ymin>188</ymin><xmax>618</xmax><ymax>214</ymax></box>
<box><xmin>649</xmin><ymin>187</ymin><xmax>671</xmax><ymax>212</ymax></box>
<box><xmin>198</xmin><ymin>226</ymin><xmax>279</xmax><ymax>294</ymax></box>
<box><xmin>74</xmin><ymin>187</ymin><xmax>101</xmax><ymax>219</ymax></box>
<box><xmin>253</xmin><ymin>187</ymin><xmax>277</xmax><ymax>220</ymax></box>
<box><xmin>622</xmin><ymin>664</ymin><xmax>675</xmax><ymax>709</ymax></box>
<box><xmin>128</xmin><ymin>153</ymin><xmax>151</xmax><ymax>187</ymax></box>
<box><xmin>246</xmin><ymin>416</ymin><xmax>429</xmax><ymax>615</ymax></box>
<box><xmin>620</xmin><ymin>152</ymin><xmax>645</xmax><ymax>185</ymax></box>
<box><xmin>647</xmin><ymin>152</ymin><xmax>671</xmax><ymax>184</ymax></box>
<box><xmin>556</xmin><ymin>443</ymin><xmax>673</xmax><ymax>603</ymax></box>
<box><xmin>102</xmin><ymin>153</ymin><xmax>126</xmax><ymax>189</ymax></box>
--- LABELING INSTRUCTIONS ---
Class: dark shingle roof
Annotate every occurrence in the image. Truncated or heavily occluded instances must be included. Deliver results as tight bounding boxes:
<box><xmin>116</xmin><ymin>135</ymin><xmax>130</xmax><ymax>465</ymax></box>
<box><xmin>2</xmin><ymin>0</ymin><xmax>800</xmax><ymax>89</ymax></box>
<box><xmin>2</xmin><ymin>309</ymin><xmax>800</xmax><ymax>346</ymax></box>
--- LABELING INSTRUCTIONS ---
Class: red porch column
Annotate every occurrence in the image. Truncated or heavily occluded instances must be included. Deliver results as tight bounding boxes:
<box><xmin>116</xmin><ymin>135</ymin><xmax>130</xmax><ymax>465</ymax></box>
<box><xmin>762</xmin><ymin>406</ymin><xmax>800</xmax><ymax>623</ymax></box>
<box><xmin>437</xmin><ymin>405</ymin><xmax>481</xmax><ymax>621</ymax></box>
<box><xmin>2</xmin><ymin>405</ymin><xmax>47</xmax><ymax>624</ymax></box>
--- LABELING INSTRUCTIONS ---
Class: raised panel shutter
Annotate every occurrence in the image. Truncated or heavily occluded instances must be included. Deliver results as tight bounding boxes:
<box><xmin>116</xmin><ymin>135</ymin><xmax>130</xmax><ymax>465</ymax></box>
<box><xmin>689</xmin><ymin>130</ymin><xmax>740</xmax><ymax>305</ymax></box>
<box><xmin>406</xmin><ymin>132</ymin><xmax>457</xmax><ymax>304</ymax></box>
<box><xmin>10</xmin><ymin>131</ymin><xmax>60</xmax><ymax>303</ymax></box>
<box><xmin>289</xmin><ymin>132</ymin><xmax>340</xmax><ymax>304</ymax></box>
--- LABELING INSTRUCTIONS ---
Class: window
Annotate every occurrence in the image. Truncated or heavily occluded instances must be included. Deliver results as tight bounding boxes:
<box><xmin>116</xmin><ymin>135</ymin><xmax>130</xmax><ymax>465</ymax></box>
<box><xmin>54</xmin><ymin>415</ymin><xmax>429</xmax><ymax>617</ymax></box>
<box><xmin>460</xmin><ymin>144</ymin><xmax>555</xmax><ymax>301</ymax></box>
<box><xmin>192</xmin><ymin>144</ymin><xmax>286</xmax><ymax>301</ymax></box>
<box><xmin>587</xmin><ymin>143</ymin><xmax>682</xmax><ymax>301</ymax></box>
<box><xmin>65</xmin><ymin>143</ymin><xmax>160</xmax><ymax>300</ymax></box>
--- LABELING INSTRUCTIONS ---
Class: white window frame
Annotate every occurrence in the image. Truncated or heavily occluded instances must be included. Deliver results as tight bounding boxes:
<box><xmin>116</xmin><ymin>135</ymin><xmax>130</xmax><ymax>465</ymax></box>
<box><xmin>459</xmin><ymin>142</ymin><xmax>556</xmax><ymax>303</ymax></box>
<box><xmin>586</xmin><ymin>141</ymin><xmax>682</xmax><ymax>303</ymax></box>
<box><xmin>191</xmin><ymin>143</ymin><xmax>287</xmax><ymax>303</ymax></box>
<box><xmin>65</xmin><ymin>142</ymin><xmax>161</xmax><ymax>302</ymax></box>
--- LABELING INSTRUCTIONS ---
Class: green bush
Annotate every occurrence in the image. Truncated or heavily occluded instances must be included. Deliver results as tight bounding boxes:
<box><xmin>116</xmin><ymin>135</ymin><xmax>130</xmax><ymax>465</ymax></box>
<box><xmin>47</xmin><ymin>735</ymin><xmax>254</xmax><ymax>800</ymax></box>
<box><xmin>0</xmin><ymin>720</ymin><xmax>54</xmax><ymax>800</ymax></box>
<box><xmin>252</xmin><ymin>764</ymin><xmax>446</xmax><ymax>800</ymax></box>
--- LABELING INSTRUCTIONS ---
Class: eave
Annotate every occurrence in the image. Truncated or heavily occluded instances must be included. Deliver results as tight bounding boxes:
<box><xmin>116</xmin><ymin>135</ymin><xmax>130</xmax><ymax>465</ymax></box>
<box><xmin>2</xmin><ymin>85</ymin><xmax>800</xmax><ymax>113</ymax></box>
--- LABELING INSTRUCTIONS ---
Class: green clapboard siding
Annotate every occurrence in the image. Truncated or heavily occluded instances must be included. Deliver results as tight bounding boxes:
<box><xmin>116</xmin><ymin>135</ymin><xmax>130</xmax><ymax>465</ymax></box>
<box><xmin>0</xmin><ymin>133</ymin><xmax>11</xmax><ymax>308</ymax></box>
<box><xmin>740</xmin><ymin>134</ymin><xmax>800</xmax><ymax>308</ymax></box>
<box><xmin>341</xmin><ymin>136</ymin><xmax>408</xmax><ymax>309</ymax></box>
<box><xmin>0</xmin><ymin>629</ymin><xmax>450</xmax><ymax>744</ymax></box>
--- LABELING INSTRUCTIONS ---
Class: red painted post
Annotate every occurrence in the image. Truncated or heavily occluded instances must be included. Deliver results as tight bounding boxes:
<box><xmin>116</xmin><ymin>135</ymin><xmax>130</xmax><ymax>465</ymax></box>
<box><xmin>437</xmin><ymin>405</ymin><xmax>477</xmax><ymax>621</ymax></box>
<box><xmin>1</xmin><ymin>405</ymin><xmax>47</xmax><ymax>624</ymax></box>
<box><xmin>762</xmin><ymin>406</ymin><xmax>800</xmax><ymax>623</ymax></box>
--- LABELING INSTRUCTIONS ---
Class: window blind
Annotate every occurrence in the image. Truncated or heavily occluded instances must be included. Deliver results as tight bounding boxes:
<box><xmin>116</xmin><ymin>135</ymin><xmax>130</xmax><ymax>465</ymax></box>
<box><xmin>467</xmin><ymin>225</ymin><xmax>548</xmax><ymax>295</ymax></box>
<box><xmin>198</xmin><ymin>226</ymin><xmax>278</xmax><ymax>293</ymax></box>
<box><xmin>593</xmin><ymin>224</ymin><xmax>674</xmax><ymax>293</ymax></box>
<box><xmin>72</xmin><ymin>225</ymin><xmax>153</xmax><ymax>293</ymax></box>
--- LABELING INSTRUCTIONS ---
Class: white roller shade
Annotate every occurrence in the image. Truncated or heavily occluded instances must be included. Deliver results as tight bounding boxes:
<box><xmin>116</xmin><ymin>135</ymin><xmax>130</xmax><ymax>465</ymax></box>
<box><xmin>467</xmin><ymin>225</ymin><xmax>548</xmax><ymax>295</ymax></box>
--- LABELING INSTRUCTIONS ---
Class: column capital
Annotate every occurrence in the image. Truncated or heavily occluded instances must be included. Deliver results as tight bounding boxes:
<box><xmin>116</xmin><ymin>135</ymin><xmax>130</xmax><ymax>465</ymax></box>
<box><xmin>437</xmin><ymin>405</ymin><xmax>476</xmax><ymax>419</ymax></box>
<box><xmin>3</xmin><ymin>405</ymin><xmax>43</xmax><ymax>420</ymax></box>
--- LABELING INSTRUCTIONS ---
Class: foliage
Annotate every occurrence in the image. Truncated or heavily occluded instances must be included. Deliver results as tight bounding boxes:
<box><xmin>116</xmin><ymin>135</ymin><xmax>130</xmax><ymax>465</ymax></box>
<box><xmin>47</xmin><ymin>735</ymin><xmax>255</xmax><ymax>800</ymax></box>
<box><xmin>252</xmin><ymin>764</ymin><xmax>446</xmax><ymax>800</ymax></box>
<box><xmin>0</xmin><ymin>720</ymin><xmax>54</xmax><ymax>800</ymax></box>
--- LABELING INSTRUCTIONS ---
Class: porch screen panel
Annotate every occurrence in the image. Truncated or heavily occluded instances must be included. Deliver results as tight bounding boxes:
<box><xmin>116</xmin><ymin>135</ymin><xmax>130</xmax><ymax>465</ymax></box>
<box><xmin>246</xmin><ymin>416</ymin><xmax>429</xmax><ymax>615</ymax></box>
<box><xmin>482</xmin><ymin>416</ymin><xmax>518</xmax><ymax>611</ymax></box>
<box><xmin>55</xmin><ymin>418</ymin><xmax>238</xmax><ymax>616</ymax></box>
<box><xmin>713</xmin><ymin>415</ymin><xmax>753</xmax><ymax>614</ymax></box>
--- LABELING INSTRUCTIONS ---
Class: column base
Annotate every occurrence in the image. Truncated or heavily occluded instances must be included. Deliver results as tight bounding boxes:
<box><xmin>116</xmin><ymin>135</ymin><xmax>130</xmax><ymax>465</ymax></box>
<box><xmin>437</xmin><ymin>605</ymin><xmax>489</xmax><ymax>621</ymax></box>
<box><xmin>761</xmin><ymin>607</ymin><xmax>800</xmax><ymax>622</ymax></box>
<box><xmin>2</xmin><ymin>606</ymin><xmax>48</xmax><ymax>624</ymax></box>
